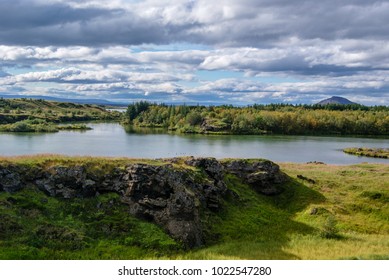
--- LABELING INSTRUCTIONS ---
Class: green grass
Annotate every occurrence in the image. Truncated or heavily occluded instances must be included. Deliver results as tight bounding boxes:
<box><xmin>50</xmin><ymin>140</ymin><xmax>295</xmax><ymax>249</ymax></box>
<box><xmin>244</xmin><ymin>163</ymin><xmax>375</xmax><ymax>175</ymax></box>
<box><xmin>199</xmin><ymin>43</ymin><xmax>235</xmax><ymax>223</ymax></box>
<box><xmin>343</xmin><ymin>147</ymin><xmax>389</xmax><ymax>159</ymax></box>
<box><xmin>0</xmin><ymin>120</ymin><xmax>93</xmax><ymax>133</ymax></box>
<box><xmin>0</xmin><ymin>154</ymin><xmax>164</xmax><ymax>168</ymax></box>
<box><xmin>0</xmin><ymin>98</ymin><xmax>122</xmax><ymax>126</ymax></box>
<box><xmin>174</xmin><ymin>173</ymin><xmax>324</xmax><ymax>259</ymax></box>
<box><xmin>0</xmin><ymin>119</ymin><xmax>59</xmax><ymax>132</ymax></box>
<box><xmin>0</xmin><ymin>98</ymin><xmax>122</xmax><ymax>132</ymax></box>
<box><xmin>0</xmin><ymin>187</ymin><xmax>181</xmax><ymax>260</ymax></box>
<box><xmin>175</xmin><ymin>162</ymin><xmax>389</xmax><ymax>260</ymax></box>
<box><xmin>276</xmin><ymin>163</ymin><xmax>389</xmax><ymax>259</ymax></box>
<box><xmin>1</xmin><ymin>156</ymin><xmax>388</xmax><ymax>259</ymax></box>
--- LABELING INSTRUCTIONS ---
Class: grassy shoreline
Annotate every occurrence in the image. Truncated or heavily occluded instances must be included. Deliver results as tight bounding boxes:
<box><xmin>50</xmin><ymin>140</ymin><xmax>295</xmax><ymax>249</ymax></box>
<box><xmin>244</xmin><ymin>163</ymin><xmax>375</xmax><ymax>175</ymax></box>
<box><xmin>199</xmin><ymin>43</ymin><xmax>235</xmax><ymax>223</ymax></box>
<box><xmin>125</xmin><ymin>102</ymin><xmax>389</xmax><ymax>136</ymax></box>
<box><xmin>343</xmin><ymin>147</ymin><xmax>389</xmax><ymax>159</ymax></box>
<box><xmin>0</xmin><ymin>120</ymin><xmax>93</xmax><ymax>133</ymax></box>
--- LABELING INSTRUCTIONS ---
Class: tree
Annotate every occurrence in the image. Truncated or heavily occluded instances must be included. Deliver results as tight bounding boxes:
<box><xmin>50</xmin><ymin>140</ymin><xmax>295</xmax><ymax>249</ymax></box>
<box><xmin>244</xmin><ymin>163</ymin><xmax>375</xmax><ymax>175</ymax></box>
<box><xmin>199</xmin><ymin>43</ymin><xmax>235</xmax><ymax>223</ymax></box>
<box><xmin>126</xmin><ymin>101</ymin><xmax>151</xmax><ymax>121</ymax></box>
<box><xmin>186</xmin><ymin>111</ymin><xmax>203</xmax><ymax>126</ymax></box>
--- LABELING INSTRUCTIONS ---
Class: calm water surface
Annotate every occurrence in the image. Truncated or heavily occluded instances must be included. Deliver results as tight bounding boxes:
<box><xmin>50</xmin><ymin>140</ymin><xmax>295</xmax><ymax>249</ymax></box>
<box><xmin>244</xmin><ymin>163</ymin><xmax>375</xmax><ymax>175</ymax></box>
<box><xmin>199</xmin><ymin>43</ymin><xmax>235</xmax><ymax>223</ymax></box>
<box><xmin>0</xmin><ymin>123</ymin><xmax>388</xmax><ymax>164</ymax></box>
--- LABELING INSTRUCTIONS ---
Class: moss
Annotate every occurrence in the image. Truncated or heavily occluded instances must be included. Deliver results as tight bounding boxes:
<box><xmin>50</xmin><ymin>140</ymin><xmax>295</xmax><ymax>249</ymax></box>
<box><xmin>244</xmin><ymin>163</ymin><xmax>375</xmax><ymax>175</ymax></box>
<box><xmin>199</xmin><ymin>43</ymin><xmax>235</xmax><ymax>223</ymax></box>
<box><xmin>0</xmin><ymin>186</ymin><xmax>181</xmax><ymax>260</ymax></box>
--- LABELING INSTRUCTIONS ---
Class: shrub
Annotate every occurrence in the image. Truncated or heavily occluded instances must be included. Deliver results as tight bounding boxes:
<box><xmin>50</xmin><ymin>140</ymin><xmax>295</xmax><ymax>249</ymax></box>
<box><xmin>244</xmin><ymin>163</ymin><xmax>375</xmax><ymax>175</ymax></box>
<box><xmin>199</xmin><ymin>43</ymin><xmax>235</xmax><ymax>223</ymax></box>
<box><xmin>10</xmin><ymin>121</ymin><xmax>34</xmax><ymax>132</ymax></box>
<box><xmin>186</xmin><ymin>111</ymin><xmax>203</xmax><ymax>126</ymax></box>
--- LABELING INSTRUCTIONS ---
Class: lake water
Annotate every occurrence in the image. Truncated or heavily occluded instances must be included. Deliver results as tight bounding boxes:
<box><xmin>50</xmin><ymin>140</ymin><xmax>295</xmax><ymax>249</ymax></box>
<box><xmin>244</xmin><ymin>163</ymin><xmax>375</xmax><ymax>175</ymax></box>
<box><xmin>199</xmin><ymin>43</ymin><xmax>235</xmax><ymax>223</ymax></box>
<box><xmin>0</xmin><ymin>123</ymin><xmax>388</xmax><ymax>164</ymax></box>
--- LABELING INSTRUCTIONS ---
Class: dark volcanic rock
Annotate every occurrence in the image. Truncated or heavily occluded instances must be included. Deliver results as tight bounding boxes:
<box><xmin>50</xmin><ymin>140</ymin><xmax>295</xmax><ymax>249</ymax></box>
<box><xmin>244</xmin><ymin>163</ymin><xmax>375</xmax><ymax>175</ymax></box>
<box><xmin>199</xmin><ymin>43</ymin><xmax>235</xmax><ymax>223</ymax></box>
<box><xmin>124</xmin><ymin>164</ymin><xmax>175</xmax><ymax>199</ymax></box>
<box><xmin>222</xmin><ymin>159</ymin><xmax>286</xmax><ymax>195</ymax></box>
<box><xmin>0</xmin><ymin>166</ymin><xmax>22</xmax><ymax>193</ymax></box>
<box><xmin>35</xmin><ymin>165</ymin><xmax>97</xmax><ymax>198</ymax></box>
<box><xmin>0</xmin><ymin>157</ymin><xmax>287</xmax><ymax>248</ymax></box>
<box><xmin>184</xmin><ymin>157</ymin><xmax>231</xmax><ymax>211</ymax></box>
<box><xmin>185</xmin><ymin>157</ymin><xmax>224</xmax><ymax>181</ymax></box>
<box><xmin>122</xmin><ymin>163</ymin><xmax>217</xmax><ymax>248</ymax></box>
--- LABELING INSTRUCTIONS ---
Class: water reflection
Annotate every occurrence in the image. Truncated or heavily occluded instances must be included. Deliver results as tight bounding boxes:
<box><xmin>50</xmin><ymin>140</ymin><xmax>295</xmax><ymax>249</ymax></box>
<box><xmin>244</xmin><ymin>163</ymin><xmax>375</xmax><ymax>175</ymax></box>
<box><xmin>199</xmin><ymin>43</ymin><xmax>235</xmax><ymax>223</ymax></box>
<box><xmin>123</xmin><ymin>125</ymin><xmax>167</xmax><ymax>134</ymax></box>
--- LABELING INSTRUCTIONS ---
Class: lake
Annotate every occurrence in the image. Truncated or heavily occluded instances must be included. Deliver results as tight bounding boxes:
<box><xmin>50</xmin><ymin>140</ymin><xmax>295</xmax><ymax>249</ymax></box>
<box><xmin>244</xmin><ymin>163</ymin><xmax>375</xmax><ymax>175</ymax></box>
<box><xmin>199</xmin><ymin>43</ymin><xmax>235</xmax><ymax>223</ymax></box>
<box><xmin>0</xmin><ymin>123</ymin><xmax>388</xmax><ymax>164</ymax></box>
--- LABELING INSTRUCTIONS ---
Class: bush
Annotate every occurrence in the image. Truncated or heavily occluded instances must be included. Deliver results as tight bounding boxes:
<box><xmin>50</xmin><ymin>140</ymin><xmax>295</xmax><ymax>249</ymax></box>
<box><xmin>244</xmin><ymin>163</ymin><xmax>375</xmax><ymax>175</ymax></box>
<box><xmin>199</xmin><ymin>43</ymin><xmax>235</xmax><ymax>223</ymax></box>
<box><xmin>186</xmin><ymin>111</ymin><xmax>203</xmax><ymax>126</ymax></box>
<box><xmin>10</xmin><ymin>121</ymin><xmax>34</xmax><ymax>132</ymax></box>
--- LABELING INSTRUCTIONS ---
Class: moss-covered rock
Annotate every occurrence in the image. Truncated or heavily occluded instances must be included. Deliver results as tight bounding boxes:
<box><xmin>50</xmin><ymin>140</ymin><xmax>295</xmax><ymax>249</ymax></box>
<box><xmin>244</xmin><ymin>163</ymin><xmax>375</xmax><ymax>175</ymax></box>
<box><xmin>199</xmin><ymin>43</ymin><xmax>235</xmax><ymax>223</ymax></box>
<box><xmin>0</xmin><ymin>157</ymin><xmax>286</xmax><ymax>249</ymax></box>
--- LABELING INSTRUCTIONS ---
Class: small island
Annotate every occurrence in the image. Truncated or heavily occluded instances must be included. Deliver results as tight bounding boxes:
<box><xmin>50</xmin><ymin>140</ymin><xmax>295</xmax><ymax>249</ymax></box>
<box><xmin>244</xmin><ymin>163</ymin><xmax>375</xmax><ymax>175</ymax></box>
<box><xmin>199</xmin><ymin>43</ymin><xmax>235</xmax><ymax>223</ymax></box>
<box><xmin>343</xmin><ymin>147</ymin><xmax>389</xmax><ymax>159</ymax></box>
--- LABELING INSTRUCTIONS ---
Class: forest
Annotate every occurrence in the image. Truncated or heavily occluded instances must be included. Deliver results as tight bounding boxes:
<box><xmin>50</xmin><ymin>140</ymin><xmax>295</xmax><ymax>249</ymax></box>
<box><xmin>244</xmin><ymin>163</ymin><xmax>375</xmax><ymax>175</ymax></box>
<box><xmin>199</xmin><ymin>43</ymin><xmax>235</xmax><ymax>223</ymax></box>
<box><xmin>126</xmin><ymin>102</ymin><xmax>389</xmax><ymax>136</ymax></box>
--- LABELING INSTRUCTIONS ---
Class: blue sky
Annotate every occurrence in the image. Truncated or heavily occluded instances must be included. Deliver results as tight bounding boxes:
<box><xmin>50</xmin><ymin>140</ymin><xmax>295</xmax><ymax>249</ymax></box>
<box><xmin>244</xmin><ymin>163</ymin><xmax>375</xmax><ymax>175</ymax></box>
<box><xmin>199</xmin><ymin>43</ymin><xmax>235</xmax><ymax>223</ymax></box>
<box><xmin>0</xmin><ymin>0</ymin><xmax>388</xmax><ymax>105</ymax></box>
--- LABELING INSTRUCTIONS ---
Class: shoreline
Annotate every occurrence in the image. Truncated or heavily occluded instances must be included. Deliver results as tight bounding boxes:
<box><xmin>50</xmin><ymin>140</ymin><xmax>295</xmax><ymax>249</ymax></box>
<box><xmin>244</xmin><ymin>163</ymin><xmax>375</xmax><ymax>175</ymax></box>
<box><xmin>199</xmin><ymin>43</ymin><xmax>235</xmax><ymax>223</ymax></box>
<box><xmin>0</xmin><ymin>154</ymin><xmax>388</xmax><ymax>165</ymax></box>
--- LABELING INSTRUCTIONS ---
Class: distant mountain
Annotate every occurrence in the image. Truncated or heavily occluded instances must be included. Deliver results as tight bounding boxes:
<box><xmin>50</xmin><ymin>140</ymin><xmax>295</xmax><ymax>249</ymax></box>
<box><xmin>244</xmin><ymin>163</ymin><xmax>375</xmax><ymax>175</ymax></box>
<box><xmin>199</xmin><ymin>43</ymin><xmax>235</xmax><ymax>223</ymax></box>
<box><xmin>317</xmin><ymin>96</ymin><xmax>357</xmax><ymax>105</ymax></box>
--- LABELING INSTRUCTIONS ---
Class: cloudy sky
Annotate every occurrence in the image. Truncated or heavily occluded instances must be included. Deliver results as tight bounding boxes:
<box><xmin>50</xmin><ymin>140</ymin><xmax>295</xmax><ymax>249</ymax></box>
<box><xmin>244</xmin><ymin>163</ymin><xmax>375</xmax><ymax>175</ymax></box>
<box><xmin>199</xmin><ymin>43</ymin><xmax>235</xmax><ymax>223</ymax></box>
<box><xmin>0</xmin><ymin>0</ymin><xmax>388</xmax><ymax>105</ymax></box>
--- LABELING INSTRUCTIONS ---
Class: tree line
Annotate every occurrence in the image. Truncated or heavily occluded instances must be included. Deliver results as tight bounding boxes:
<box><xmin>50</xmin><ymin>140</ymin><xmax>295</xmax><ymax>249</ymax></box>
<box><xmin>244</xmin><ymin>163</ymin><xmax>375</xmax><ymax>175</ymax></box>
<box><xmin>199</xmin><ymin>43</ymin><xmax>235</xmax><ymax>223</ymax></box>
<box><xmin>126</xmin><ymin>102</ymin><xmax>389</xmax><ymax>136</ymax></box>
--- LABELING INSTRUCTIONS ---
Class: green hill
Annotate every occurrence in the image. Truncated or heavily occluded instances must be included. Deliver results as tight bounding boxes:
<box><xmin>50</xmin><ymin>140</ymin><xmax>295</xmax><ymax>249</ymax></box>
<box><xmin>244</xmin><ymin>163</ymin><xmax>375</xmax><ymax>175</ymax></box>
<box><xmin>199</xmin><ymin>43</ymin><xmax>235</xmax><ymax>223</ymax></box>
<box><xmin>0</xmin><ymin>98</ymin><xmax>121</xmax><ymax>124</ymax></box>
<box><xmin>0</xmin><ymin>98</ymin><xmax>122</xmax><ymax>132</ymax></box>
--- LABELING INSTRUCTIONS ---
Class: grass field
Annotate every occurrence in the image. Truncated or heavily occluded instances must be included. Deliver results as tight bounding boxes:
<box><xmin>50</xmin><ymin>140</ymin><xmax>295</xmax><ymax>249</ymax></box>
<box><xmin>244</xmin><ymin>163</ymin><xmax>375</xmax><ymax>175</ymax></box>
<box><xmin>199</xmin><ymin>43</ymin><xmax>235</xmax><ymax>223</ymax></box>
<box><xmin>174</xmin><ymin>162</ymin><xmax>389</xmax><ymax>260</ymax></box>
<box><xmin>1</xmin><ymin>157</ymin><xmax>388</xmax><ymax>260</ymax></box>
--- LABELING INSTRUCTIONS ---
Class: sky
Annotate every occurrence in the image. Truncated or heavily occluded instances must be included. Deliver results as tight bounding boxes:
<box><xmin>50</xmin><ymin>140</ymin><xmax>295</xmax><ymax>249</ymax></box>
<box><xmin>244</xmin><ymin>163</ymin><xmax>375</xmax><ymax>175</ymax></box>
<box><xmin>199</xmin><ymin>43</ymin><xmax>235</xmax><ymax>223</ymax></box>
<box><xmin>0</xmin><ymin>0</ymin><xmax>388</xmax><ymax>105</ymax></box>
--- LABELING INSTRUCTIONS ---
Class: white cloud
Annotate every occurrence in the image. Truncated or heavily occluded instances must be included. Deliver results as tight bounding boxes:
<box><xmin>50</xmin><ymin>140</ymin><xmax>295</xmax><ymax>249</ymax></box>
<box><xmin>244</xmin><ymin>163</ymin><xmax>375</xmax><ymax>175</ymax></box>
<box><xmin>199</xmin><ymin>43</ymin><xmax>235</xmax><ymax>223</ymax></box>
<box><xmin>0</xmin><ymin>1</ymin><xmax>388</xmax><ymax>105</ymax></box>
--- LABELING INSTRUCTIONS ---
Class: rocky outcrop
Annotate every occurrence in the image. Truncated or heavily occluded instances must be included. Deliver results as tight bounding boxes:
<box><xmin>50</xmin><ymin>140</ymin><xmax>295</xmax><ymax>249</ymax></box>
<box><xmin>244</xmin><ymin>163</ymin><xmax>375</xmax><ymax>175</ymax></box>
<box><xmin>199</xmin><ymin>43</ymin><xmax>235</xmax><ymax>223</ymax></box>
<box><xmin>36</xmin><ymin>165</ymin><xmax>96</xmax><ymax>198</ymax></box>
<box><xmin>122</xmin><ymin>163</ymin><xmax>204</xmax><ymax>247</ymax></box>
<box><xmin>0</xmin><ymin>157</ymin><xmax>287</xmax><ymax>248</ymax></box>
<box><xmin>0</xmin><ymin>165</ymin><xmax>23</xmax><ymax>193</ymax></box>
<box><xmin>185</xmin><ymin>157</ymin><xmax>224</xmax><ymax>181</ymax></box>
<box><xmin>222</xmin><ymin>159</ymin><xmax>286</xmax><ymax>195</ymax></box>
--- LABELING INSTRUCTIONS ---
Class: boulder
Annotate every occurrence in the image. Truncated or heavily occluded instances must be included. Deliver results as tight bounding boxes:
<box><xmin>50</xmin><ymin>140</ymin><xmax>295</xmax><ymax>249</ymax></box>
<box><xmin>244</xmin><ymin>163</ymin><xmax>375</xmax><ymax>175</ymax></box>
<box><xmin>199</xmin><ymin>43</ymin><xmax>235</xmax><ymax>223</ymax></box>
<box><xmin>35</xmin><ymin>165</ymin><xmax>96</xmax><ymax>198</ymax></box>
<box><xmin>185</xmin><ymin>157</ymin><xmax>224</xmax><ymax>181</ymax></box>
<box><xmin>222</xmin><ymin>159</ymin><xmax>286</xmax><ymax>195</ymax></box>
<box><xmin>0</xmin><ymin>166</ymin><xmax>22</xmax><ymax>193</ymax></box>
<box><xmin>122</xmin><ymin>163</ymin><xmax>204</xmax><ymax>248</ymax></box>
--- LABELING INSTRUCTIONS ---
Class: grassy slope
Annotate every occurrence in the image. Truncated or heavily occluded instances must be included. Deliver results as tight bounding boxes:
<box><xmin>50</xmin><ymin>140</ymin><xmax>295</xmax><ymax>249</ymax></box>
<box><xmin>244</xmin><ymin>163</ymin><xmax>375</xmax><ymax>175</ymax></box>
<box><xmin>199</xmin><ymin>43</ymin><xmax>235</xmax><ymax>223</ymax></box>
<box><xmin>0</xmin><ymin>190</ymin><xmax>180</xmax><ymax>260</ymax></box>
<box><xmin>0</xmin><ymin>98</ymin><xmax>121</xmax><ymax>125</ymax></box>
<box><xmin>0</xmin><ymin>156</ymin><xmax>181</xmax><ymax>260</ymax></box>
<box><xmin>1</xmin><ymin>156</ymin><xmax>388</xmax><ymax>260</ymax></box>
<box><xmin>278</xmin><ymin>163</ymin><xmax>389</xmax><ymax>260</ymax></box>
<box><xmin>178</xmin><ymin>162</ymin><xmax>389</xmax><ymax>260</ymax></box>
